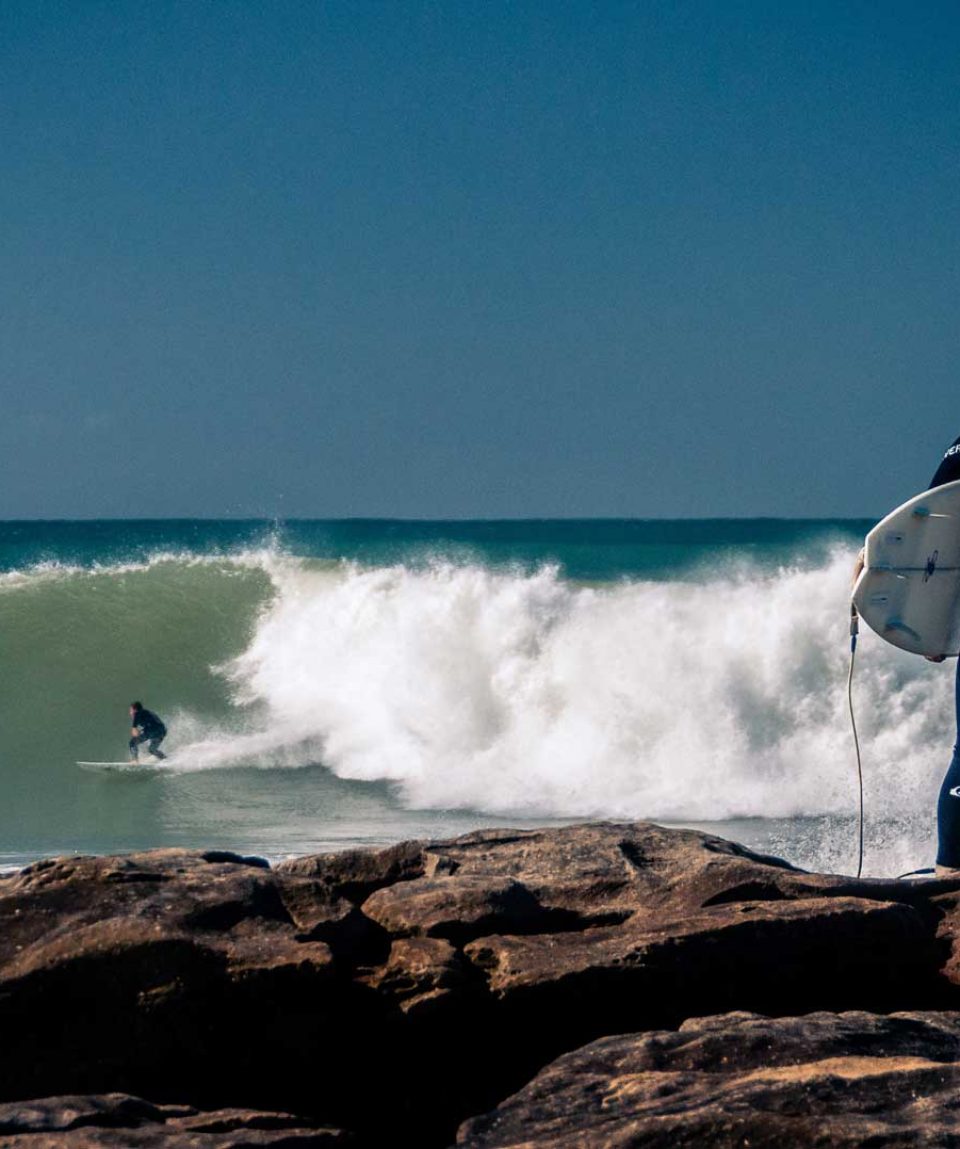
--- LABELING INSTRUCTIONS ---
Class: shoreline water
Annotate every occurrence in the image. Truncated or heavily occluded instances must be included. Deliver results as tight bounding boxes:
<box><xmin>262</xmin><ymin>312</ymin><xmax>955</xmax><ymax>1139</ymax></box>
<box><xmin>0</xmin><ymin>810</ymin><xmax>899</xmax><ymax>881</ymax></box>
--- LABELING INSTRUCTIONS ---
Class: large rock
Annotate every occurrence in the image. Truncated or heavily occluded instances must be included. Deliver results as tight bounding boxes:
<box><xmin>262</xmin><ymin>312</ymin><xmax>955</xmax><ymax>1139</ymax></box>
<box><xmin>0</xmin><ymin>1093</ymin><xmax>349</xmax><ymax>1146</ymax></box>
<box><xmin>0</xmin><ymin>852</ymin><xmax>337</xmax><ymax>1098</ymax></box>
<box><xmin>3</xmin><ymin>824</ymin><xmax>960</xmax><ymax>1146</ymax></box>
<box><xmin>360</xmin><ymin>824</ymin><xmax>949</xmax><ymax>1042</ymax></box>
<box><xmin>457</xmin><ymin>1010</ymin><xmax>960</xmax><ymax>1147</ymax></box>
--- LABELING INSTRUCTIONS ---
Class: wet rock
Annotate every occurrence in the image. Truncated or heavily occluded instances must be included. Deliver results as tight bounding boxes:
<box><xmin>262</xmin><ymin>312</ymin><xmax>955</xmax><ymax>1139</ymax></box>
<box><xmin>457</xmin><ymin>1010</ymin><xmax>960</xmax><ymax>1148</ymax></box>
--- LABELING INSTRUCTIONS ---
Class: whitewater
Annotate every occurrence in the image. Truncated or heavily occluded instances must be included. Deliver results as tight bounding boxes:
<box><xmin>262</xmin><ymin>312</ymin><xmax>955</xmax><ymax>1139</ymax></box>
<box><xmin>0</xmin><ymin>519</ymin><xmax>951</xmax><ymax>876</ymax></box>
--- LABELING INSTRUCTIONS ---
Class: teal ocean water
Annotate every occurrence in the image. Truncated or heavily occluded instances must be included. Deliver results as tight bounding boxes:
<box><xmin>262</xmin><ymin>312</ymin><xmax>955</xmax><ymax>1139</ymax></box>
<box><xmin>0</xmin><ymin>518</ymin><xmax>949</xmax><ymax>877</ymax></box>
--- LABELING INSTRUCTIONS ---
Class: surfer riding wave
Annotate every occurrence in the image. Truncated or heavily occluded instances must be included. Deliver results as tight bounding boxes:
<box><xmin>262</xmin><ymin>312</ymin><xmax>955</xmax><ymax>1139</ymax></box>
<box><xmin>129</xmin><ymin>702</ymin><xmax>167</xmax><ymax>763</ymax></box>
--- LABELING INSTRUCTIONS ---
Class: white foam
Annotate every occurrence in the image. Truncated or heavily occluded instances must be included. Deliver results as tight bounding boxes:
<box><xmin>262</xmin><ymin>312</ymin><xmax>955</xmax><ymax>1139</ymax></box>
<box><xmin>174</xmin><ymin>551</ymin><xmax>953</xmax><ymax>849</ymax></box>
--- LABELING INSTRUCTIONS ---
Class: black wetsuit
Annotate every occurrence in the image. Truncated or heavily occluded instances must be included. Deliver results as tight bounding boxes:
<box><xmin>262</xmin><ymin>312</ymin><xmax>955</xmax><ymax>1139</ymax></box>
<box><xmin>929</xmin><ymin>435</ymin><xmax>960</xmax><ymax>491</ymax></box>
<box><xmin>130</xmin><ymin>708</ymin><xmax>167</xmax><ymax>760</ymax></box>
<box><xmin>930</xmin><ymin>437</ymin><xmax>960</xmax><ymax>866</ymax></box>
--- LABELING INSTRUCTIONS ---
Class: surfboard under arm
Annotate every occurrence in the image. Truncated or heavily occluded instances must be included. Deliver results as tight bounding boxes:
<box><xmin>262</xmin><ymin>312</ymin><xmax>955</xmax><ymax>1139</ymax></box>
<box><xmin>853</xmin><ymin>479</ymin><xmax>960</xmax><ymax>657</ymax></box>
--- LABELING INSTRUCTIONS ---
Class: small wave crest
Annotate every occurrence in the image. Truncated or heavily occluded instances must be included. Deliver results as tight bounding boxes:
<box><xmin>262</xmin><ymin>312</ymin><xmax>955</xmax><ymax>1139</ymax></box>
<box><xmin>0</xmin><ymin>546</ymin><xmax>294</xmax><ymax>590</ymax></box>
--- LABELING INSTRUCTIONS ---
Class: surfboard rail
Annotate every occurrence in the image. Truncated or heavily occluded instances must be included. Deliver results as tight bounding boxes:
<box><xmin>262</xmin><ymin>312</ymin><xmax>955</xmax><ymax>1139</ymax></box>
<box><xmin>77</xmin><ymin>761</ymin><xmax>167</xmax><ymax>774</ymax></box>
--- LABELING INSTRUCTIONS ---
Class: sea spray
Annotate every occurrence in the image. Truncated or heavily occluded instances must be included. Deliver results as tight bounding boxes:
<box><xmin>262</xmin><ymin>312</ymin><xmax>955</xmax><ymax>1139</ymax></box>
<box><xmin>216</xmin><ymin>552</ymin><xmax>952</xmax><ymax>826</ymax></box>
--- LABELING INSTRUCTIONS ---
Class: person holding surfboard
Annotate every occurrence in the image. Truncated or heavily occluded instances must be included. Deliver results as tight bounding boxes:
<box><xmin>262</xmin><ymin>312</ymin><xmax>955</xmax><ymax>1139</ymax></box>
<box><xmin>852</xmin><ymin>434</ymin><xmax>960</xmax><ymax>876</ymax></box>
<box><xmin>929</xmin><ymin>433</ymin><xmax>960</xmax><ymax>490</ymax></box>
<box><xmin>926</xmin><ymin>435</ymin><xmax>960</xmax><ymax>875</ymax></box>
<box><xmin>852</xmin><ymin>436</ymin><xmax>960</xmax><ymax>586</ymax></box>
<box><xmin>129</xmin><ymin>701</ymin><xmax>167</xmax><ymax>763</ymax></box>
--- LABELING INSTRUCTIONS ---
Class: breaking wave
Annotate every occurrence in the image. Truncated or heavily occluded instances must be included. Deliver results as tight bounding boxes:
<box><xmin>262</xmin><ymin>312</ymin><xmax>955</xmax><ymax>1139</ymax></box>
<box><xmin>1</xmin><ymin>542</ymin><xmax>951</xmax><ymax>870</ymax></box>
<box><xmin>212</xmin><ymin>552</ymin><xmax>952</xmax><ymax>824</ymax></box>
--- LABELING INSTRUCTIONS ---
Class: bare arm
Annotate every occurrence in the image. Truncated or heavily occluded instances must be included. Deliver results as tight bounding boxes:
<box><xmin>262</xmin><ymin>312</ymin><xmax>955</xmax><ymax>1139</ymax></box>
<box><xmin>852</xmin><ymin>547</ymin><xmax>865</xmax><ymax>587</ymax></box>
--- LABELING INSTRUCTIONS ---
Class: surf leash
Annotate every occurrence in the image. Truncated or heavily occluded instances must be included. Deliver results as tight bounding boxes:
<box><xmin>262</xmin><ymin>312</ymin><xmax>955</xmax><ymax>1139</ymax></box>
<box><xmin>848</xmin><ymin>601</ymin><xmax>864</xmax><ymax>879</ymax></box>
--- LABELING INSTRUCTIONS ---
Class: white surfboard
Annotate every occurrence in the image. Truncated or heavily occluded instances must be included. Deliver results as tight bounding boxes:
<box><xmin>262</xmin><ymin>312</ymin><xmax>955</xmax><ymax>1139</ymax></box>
<box><xmin>77</xmin><ymin>761</ymin><xmax>167</xmax><ymax>774</ymax></box>
<box><xmin>853</xmin><ymin>478</ymin><xmax>960</xmax><ymax>656</ymax></box>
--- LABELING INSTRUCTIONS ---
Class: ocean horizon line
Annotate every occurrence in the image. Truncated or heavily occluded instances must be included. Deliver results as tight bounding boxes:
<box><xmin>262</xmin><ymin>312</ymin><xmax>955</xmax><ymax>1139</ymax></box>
<box><xmin>0</xmin><ymin>513</ymin><xmax>879</xmax><ymax>525</ymax></box>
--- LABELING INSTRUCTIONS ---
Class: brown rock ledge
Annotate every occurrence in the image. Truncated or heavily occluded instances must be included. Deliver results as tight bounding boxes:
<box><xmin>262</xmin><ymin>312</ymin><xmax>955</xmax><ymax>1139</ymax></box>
<box><xmin>456</xmin><ymin>1010</ymin><xmax>960</xmax><ymax>1148</ymax></box>
<box><xmin>3</xmin><ymin>824</ymin><xmax>960</xmax><ymax>1146</ymax></box>
<box><xmin>0</xmin><ymin>1093</ymin><xmax>348</xmax><ymax>1147</ymax></box>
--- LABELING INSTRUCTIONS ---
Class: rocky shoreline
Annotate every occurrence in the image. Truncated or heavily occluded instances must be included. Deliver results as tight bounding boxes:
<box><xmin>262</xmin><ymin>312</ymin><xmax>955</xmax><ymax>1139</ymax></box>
<box><xmin>3</xmin><ymin>822</ymin><xmax>960</xmax><ymax>1146</ymax></box>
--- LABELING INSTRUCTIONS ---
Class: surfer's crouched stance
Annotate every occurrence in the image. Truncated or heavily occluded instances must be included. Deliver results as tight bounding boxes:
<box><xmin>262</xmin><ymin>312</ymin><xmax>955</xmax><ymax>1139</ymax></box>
<box><xmin>129</xmin><ymin>701</ymin><xmax>167</xmax><ymax>763</ymax></box>
<box><xmin>926</xmin><ymin>435</ymin><xmax>960</xmax><ymax>874</ymax></box>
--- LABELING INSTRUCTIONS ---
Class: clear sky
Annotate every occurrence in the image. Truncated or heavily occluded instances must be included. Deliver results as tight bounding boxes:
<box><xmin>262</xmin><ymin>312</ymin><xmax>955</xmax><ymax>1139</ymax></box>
<box><xmin>2</xmin><ymin>1</ymin><xmax>958</xmax><ymax>519</ymax></box>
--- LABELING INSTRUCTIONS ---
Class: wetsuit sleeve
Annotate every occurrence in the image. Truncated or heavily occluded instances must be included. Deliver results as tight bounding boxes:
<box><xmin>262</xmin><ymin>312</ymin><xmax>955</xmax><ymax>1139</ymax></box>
<box><xmin>929</xmin><ymin>435</ymin><xmax>960</xmax><ymax>489</ymax></box>
<box><xmin>137</xmin><ymin>709</ymin><xmax>165</xmax><ymax>736</ymax></box>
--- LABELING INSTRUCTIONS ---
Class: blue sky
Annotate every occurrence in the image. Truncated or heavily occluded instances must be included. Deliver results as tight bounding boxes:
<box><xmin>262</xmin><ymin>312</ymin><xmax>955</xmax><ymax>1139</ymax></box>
<box><xmin>2</xmin><ymin>1</ymin><xmax>958</xmax><ymax>518</ymax></box>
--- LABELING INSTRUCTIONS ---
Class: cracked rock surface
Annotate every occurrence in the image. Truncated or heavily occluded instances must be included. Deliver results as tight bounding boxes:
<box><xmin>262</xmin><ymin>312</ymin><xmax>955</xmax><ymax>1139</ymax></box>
<box><xmin>457</xmin><ymin>1011</ymin><xmax>960</xmax><ymax>1148</ymax></box>
<box><xmin>3</xmin><ymin>824</ymin><xmax>960</xmax><ymax>1146</ymax></box>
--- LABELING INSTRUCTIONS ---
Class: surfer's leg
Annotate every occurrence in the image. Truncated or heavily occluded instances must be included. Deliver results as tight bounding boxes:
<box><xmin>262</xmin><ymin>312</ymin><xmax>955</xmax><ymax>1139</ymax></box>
<box><xmin>147</xmin><ymin>737</ymin><xmax>166</xmax><ymax>760</ymax></box>
<box><xmin>937</xmin><ymin>659</ymin><xmax>960</xmax><ymax>868</ymax></box>
<box><xmin>936</xmin><ymin>757</ymin><xmax>960</xmax><ymax>867</ymax></box>
<box><xmin>129</xmin><ymin>736</ymin><xmax>141</xmax><ymax>762</ymax></box>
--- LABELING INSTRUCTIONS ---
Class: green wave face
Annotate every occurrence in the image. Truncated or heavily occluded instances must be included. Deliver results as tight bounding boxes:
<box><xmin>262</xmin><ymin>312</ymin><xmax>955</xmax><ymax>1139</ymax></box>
<box><xmin>0</xmin><ymin>560</ymin><xmax>272</xmax><ymax>851</ymax></box>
